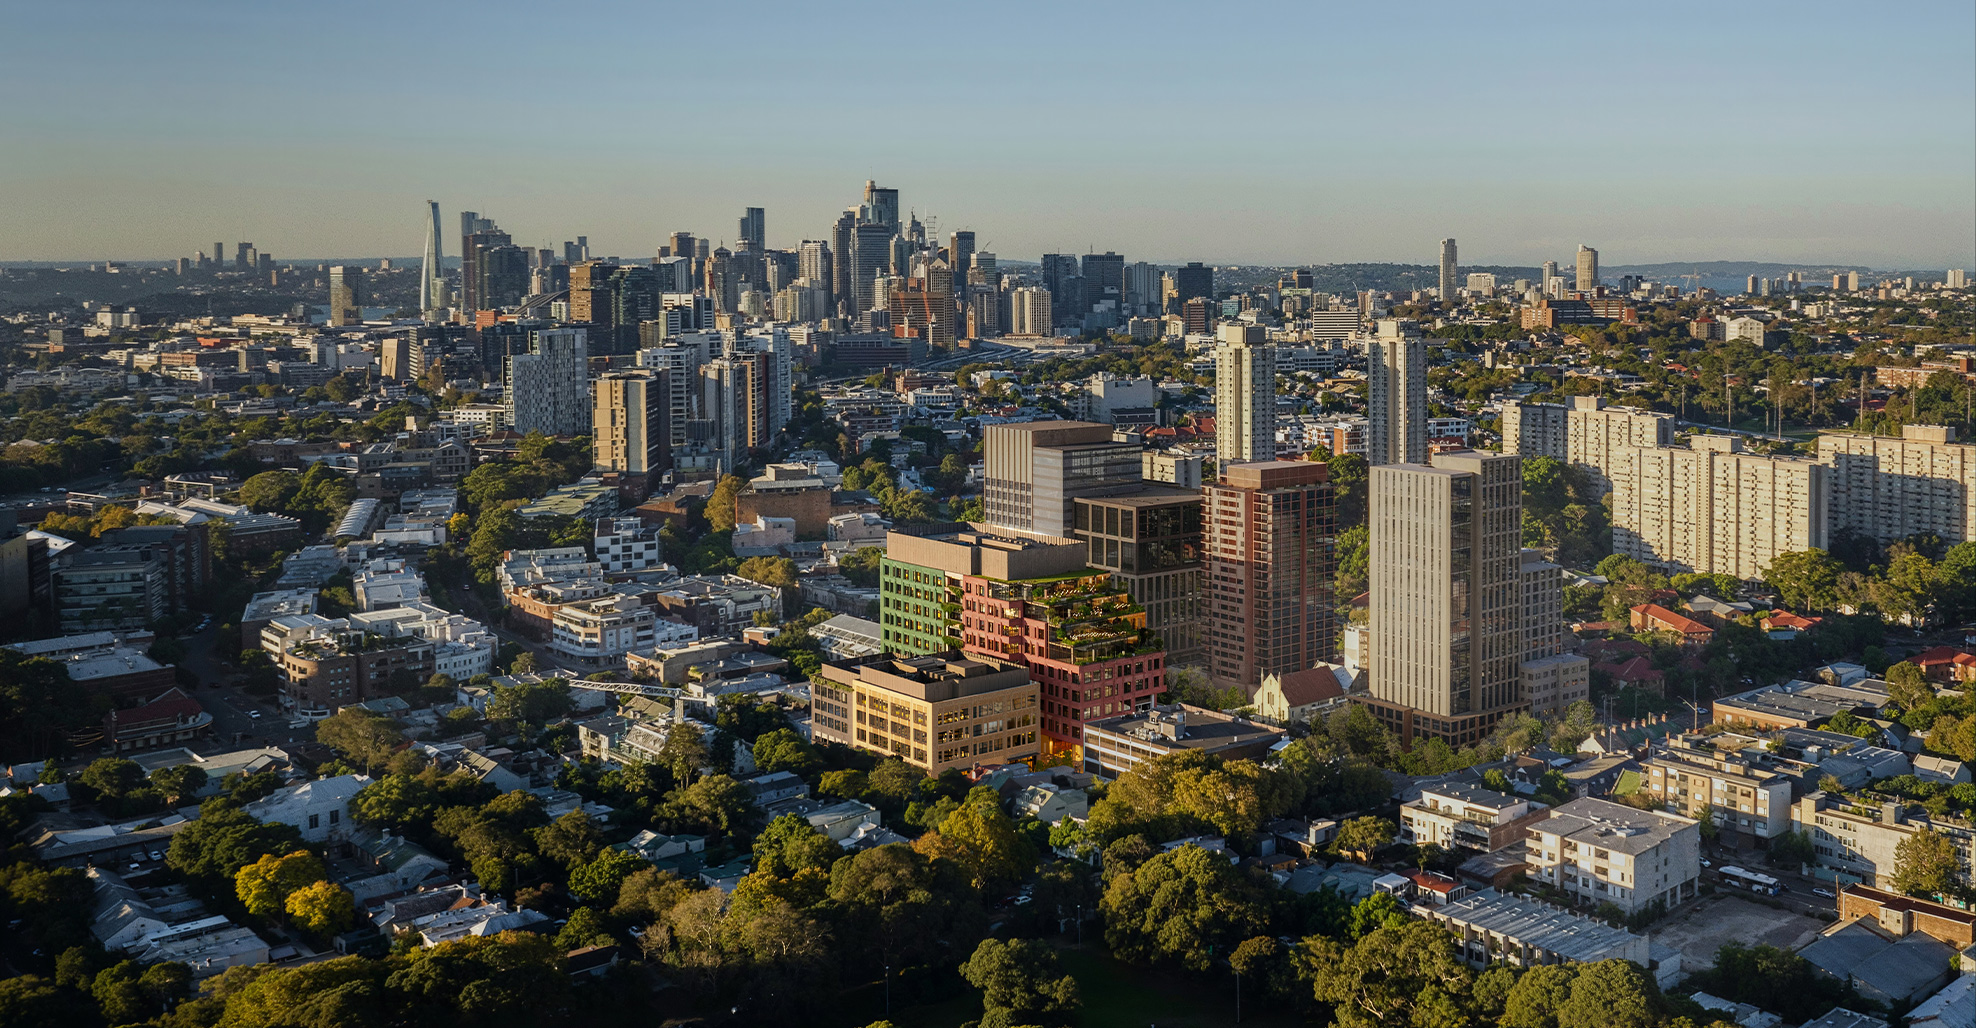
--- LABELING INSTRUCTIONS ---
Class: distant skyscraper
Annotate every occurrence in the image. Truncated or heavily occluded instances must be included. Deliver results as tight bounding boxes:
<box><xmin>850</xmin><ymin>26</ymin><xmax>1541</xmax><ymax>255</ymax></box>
<box><xmin>947</xmin><ymin>231</ymin><xmax>975</xmax><ymax>288</ymax></box>
<box><xmin>1540</xmin><ymin>260</ymin><xmax>1561</xmax><ymax>296</ymax></box>
<box><xmin>327</xmin><ymin>266</ymin><xmax>364</xmax><ymax>327</ymax></box>
<box><xmin>1214</xmin><ymin>323</ymin><xmax>1275</xmax><ymax>465</ymax></box>
<box><xmin>1009</xmin><ymin>287</ymin><xmax>1052</xmax><ymax>336</ymax></box>
<box><xmin>797</xmin><ymin>240</ymin><xmax>833</xmax><ymax>306</ymax></box>
<box><xmin>667</xmin><ymin>232</ymin><xmax>696</xmax><ymax>263</ymax></box>
<box><xmin>1040</xmin><ymin>254</ymin><xmax>1084</xmax><ymax>327</ymax></box>
<box><xmin>1204</xmin><ymin>460</ymin><xmax>1337</xmax><ymax>693</ymax></box>
<box><xmin>829</xmin><ymin>211</ymin><xmax>856</xmax><ymax>314</ymax></box>
<box><xmin>1173</xmin><ymin>262</ymin><xmax>1214</xmax><ymax>306</ymax></box>
<box><xmin>1439</xmin><ymin>238</ymin><xmax>1458</xmax><ymax>301</ymax></box>
<box><xmin>1081</xmin><ymin>252</ymin><xmax>1125</xmax><ymax>312</ymax></box>
<box><xmin>1575</xmin><ymin>244</ymin><xmax>1599</xmax><ymax>292</ymax></box>
<box><xmin>861</xmin><ymin>181</ymin><xmax>899</xmax><ymax>229</ymax></box>
<box><xmin>420</xmin><ymin>201</ymin><xmax>444</xmax><ymax>315</ymax></box>
<box><xmin>1368</xmin><ymin>319</ymin><xmax>1427</xmax><ymax>466</ymax></box>
<box><xmin>851</xmin><ymin>223</ymin><xmax>894</xmax><ymax>314</ymax></box>
<box><xmin>739</xmin><ymin>207</ymin><xmax>765</xmax><ymax>251</ymax></box>
<box><xmin>1364</xmin><ymin>450</ymin><xmax>1525</xmax><ymax>746</ymax></box>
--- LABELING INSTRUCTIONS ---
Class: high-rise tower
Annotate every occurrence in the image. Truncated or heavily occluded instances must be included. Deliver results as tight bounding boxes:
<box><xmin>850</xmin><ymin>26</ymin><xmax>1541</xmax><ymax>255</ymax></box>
<box><xmin>738</xmin><ymin>207</ymin><xmax>765</xmax><ymax>251</ymax></box>
<box><xmin>1204</xmin><ymin>460</ymin><xmax>1337</xmax><ymax>694</ymax></box>
<box><xmin>1364</xmin><ymin>450</ymin><xmax>1525</xmax><ymax>746</ymax></box>
<box><xmin>420</xmin><ymin>201</ymin><xmax>444</xmax><ymax>315</ymax></box>
<box><xmin>1439</xmin><ymin>238</ymin><xmax>1458</xmax><ymax>302</ymax></box>
<box><xmin>328</xmin><ymin>266</ymin><xmax>365</xmax><ymax>327</ymax></box>
<box><xmin>1575</xmin><ymin>245</ymin><xmax>1599</xmax><ymax>292</ymax></box>
<box><xmin>1214</xmin><ymin>324</ymin><xmax>1275</xmax><ymax>465</ymax></box>
<box><xmin>1368</xmin><ymin>319</ymin><xmax>1427</xmax><ymax>466</ymax></box>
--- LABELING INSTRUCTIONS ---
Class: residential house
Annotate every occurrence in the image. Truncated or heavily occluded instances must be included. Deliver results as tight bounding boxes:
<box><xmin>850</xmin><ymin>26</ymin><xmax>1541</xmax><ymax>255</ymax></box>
<box><xmin>242</xmin><ymin>774</ymin><xmax>370</xmax><ymax>845</ymax></box>
<box><xmin>1253</xmin><ymin>663</ymin><xmax>1355</xmax><ymax>723</ymax></box>
<box><xmin>1400</xmin><ymin>782</ymin><xmax>1550</xmax><ymax>853</ymax></box>
<box><xmin>1524</xmin><ymin>797</ymin><xmax>1701</xmax><ymax>916</ymax></box>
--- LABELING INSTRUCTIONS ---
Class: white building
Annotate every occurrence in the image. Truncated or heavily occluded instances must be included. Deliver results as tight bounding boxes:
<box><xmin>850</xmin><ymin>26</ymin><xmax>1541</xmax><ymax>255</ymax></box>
<box><xmin>505</xmin><ymin>327</ymin><xmax>590</xmax><ymax>436</ymax></box>
<box><xmin>550</xmin><ymin>595</ymin><xmax>662</xmax><ymax>668</ymax></box>
<box><xmin>241</xmin><ymin>774</ymin><xmax>370</xmax><ymax>844</ymax></box>
<box><xmin>1526</xmin><ymin>797</ymin><xmax>1701</xmax><ymax>915</ymax></box>
<box><xmin>594</xmin><ymin>517</ymin><xmax>664</xmax><ymax>573</ymax></box>
<box><xmin>1367</xmin><ymin>319</ymin><xmax>1427</xmax><ymax>466</ymax></box>
<box><xmin>1214</xmin><ymin>323</ymin><xmax>1275</xmax><ymax>464</ymax></box>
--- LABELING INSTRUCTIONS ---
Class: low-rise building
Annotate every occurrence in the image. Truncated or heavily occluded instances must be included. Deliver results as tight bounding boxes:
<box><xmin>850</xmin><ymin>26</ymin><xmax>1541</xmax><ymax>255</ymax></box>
<box><xmin>1795</xmin><ymin>793</ymin><xmax>1976</xmax><ymax>890</ymax></box>
<box><xmin>811</xmin><ymin>614</ymin><xmax>883</xmax><ymax>661</ymax></box>
<box><xmin>810</xmin><ymin>651</ymin><xmax>1039</xmax><ymax>774</ymax></box>
<box><xmin>241</xmin><ymin>774</ymin><xmax>370</xmax><ymax>845</ymax></box>
<box><xmin>594</xmin><ymin>516</ymin><xmax>664</xmax><ymax>573</ymax></box>
<box><xmin>1417</xmin><ymin>888</ymin><xmax>1654</xmax><ymax>967</ymax></box>
<box><xmin>549</xmin><ymin>595</ymin><xmax>661</xmax><ymax>668</ymax></box>
<box><xmin>1081</xmin><ymin>704</ymin><xmax>1286</xmax><ymax>779</ymax></box>
<box><xmin>1254</xmin><ymin>664</ymin><xmax>1353</xmax><ymax>723</ymax></box>
<box><xmin>1525</xmin><ymin>796</ymin><xmax>1701</xmax><ymax>915</ymax></box>
<box><xmin>1401</xmin><ymin>782</ymin><xmax>1549</xmax><ymax>853</ymax></box>
<box><xmin>1638</xmin><ymin>735</ymin><xmax>1795</xmax><ymax>841</ymax></box>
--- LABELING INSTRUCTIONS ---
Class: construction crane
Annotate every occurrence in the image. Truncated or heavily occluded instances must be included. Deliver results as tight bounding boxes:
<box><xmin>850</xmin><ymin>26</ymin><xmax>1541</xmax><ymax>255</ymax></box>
<box><xmin>1679</xmin><ymin>269</ymin><xmax>1703</xmax><ymax>295</ymax></box>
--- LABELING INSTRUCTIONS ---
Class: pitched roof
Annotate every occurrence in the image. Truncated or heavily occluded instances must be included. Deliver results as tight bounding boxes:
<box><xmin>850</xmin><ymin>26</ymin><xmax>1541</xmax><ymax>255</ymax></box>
<box><xmin>1914</xmin><ymin>646</ymin><xmax>1973</xmax><ymax>668</ymax></box>
<box><xmin>1765</xmin><ymin>611</ymin><xmax>1823</xmax><ymax>630</ymax></box>
<box><xmin>1271</xmin><ymin>666</ymin><xmax>1349</xmax><ymax>708</ymax></box>
<box><xmin>1631</xmin><ymin>603</ymin><xmax>1714</xmax><ymax>635</ymax></box>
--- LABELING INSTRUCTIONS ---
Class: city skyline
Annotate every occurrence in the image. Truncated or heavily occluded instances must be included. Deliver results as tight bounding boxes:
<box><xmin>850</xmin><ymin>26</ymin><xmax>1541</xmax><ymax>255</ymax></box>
<box><xmin>2</xmin><ymin>2</ymin><xmax>1971</xmax><ymax>267</ymax></box>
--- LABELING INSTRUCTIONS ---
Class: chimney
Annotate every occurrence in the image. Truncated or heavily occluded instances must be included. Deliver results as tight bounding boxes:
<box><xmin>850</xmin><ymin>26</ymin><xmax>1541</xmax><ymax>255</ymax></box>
<box><xmin>1881</xmin><ymin>801</ymin><xmax>1902</xmax><ymax>826</ymax></box>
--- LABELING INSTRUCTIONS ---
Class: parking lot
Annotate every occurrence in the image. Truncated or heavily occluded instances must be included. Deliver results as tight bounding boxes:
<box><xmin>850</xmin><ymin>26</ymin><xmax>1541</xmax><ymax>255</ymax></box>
<box><xmin>1650</xmin><ymin>893</ymin><xmax>1831</xmax><ymax>969</ymax></box>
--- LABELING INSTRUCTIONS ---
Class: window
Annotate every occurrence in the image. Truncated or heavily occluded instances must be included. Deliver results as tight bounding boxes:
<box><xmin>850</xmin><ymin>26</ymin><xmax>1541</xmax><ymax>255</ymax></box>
<box><xmin>309</xmin><ymin>813</ymin><xmax>320</xmax><ymax>829</ymax></box>
<box><xmin>330</xmin><ymin>810</ymin><xmax>339</xmax><ymax>825</ymax></box>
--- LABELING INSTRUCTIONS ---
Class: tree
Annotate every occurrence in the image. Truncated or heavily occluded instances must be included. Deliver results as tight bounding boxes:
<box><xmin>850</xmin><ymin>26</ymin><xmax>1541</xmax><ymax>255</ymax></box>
<box><xmin>149</xmin><ymin>763</ymin><xmax>209</xmax><ymax>805</ymax></box>
<box><xmin>555</xmin><ymin>905</ymin><xmax>614</xmax><ymax>951</ymax></box>
<box><xmin>1891</xmin><ymin>827</ymin><xmax>1959</xmax><ymax>897</ymax></box>
<box><xmin>660</xmin><ymin>774</ymin><xmax>756</xmax><ymax>841</ymax></box>
<box><xmin>753</xmin><ymin>813</ymin><xmax>841</xmax><ymax>879</ymax></box>
<box><xmin>314</xmin><ymin>708</ymin><xmax>403</xmax><ymax>775</ymax></box>
<box><xmin>1102</xmin><ymin>844</ymin><xmax>1272</xmax><ymax>970</ymax></box>
<box><xmin>958</xmin><ymin>938</ymin><xmax>1080</xmax><ymax>1023</ymax></box>
<box><xmin>915</xmin><ymin>789</ymin><xmax>1036</xmax><ymax>890</ymax></box>
<box><xmin>658</xmin><ymin>720</ymin><xmax>711</xmax><ymax>785</ymax></box>
<box><xmin>1301</xmin><ymin>920</ymin><xmax>1473</xmax><ymax>1028</ymax></box>
<box><xmin>1887</xmin><ymin>660</ymin><xmax>1934</xmax><ymax>711</ymax></box>
<box><xmin>819</xmin><ymin>769</ymin><xmax>871</xmax><ymax>802</ymax></box>
<box><xmin>565</xmin><ymin>848</ymin><xmax>649</xmax><ymax>904</ymax></box>
<box><xmin>751</xmin><ymin>727</ymin><xmax>821</xmax><ymax>778</ymax></box>
<box><xmin>235</xmin><ymin>849</ymin><xmax>330</xmax><ymax>917</ymax></box>
<box><xmin>707</xmin><ymin>474</ymin><xmax>746</xmax><ymax>532</ymax></box>
<box><xmin>735</xmin><ymin>555</ymin><xmax>799</xmax><ymax>591</ymax></box>
<box><xmin>1764</xmin><ymin>549</ymin><xmax>1844</xmax><ymax>612</ymax></box>
<box><xmin>1768</xmin><ymin>830</ymin><xmax>1815</xmax><ymax>869</ymax></box>
<box><xmin>531</xmin><ymin>809</ymin><xmax>605</xmax><ymax>869</ymax></box>
<box><xmin>167</xmin><ymin>799</ymin><xmax>305</xmax><ymax>884</ymax></box>
<box><xmin>1502</xmin><ymin>963</ymin><xmax>1577</xmax><ymax>1028</ymax></box>
<box><xmin>1335</xmin><ymin>815</ymin><xmax>1395</xmax><ymax>861</ymax></box>
<box><xmin>485</xmin><ymin>678</ymin><xmax>573</xmax><ymax>729</ymax></box>
<box><xmin>283</xmin><ymin>879</ymin><xmax>355</xmax><ymax>937</ymax></box>
<box><xmin>1556</xmin><ymin>959</ymin><xmax>1663</xmax><ymax>1028</ymax></box>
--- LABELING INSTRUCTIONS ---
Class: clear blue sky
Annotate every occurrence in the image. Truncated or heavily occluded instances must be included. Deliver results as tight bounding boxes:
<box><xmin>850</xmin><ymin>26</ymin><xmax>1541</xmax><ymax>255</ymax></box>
<box><xmin>2</xmin><ymin>0</ymin><xmax>1971</xmax><ymax>268</ymax></box>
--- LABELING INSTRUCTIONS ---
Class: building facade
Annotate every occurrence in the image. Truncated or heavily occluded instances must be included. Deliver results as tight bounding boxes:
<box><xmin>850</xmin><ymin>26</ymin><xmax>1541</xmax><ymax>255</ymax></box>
<box><xmin>1367</xmin><ymin>319</ymin><xmax>1427</xmax><ymax>466</ymax></box>
<box><xmin>1073</xmin><ymin>489</ymin><xmax>1205</xmax><ymax>667</ymax></box>
<box><xmin>1817</xmin><ymin>426</ymin><xmax>1976</xmax><ymax>546</ymax></box>
<box><xmin>1615</xmin><ymin>435</ymin><xmax>1828</xmax><ymax>582</ymax></box>
<box><xmin>592</xmin><ymin>370</ymin><xmax>672</xmax><ymax>481</ymax></box>
<box><xmin>1214</xmin><ymin>324</ymin><xmax>1275</xmax><ymax>464</ymax></box>
<box><xmin>1639</xmin><ymin>736</ymin><xmax>1795</xmax><ymax>841</ymax></box>
<box><xmin>1204</xmin><ymin>460</ymin><xmax>1337</xmax><ymax>693</ymax></box>
<box><xmin>981</xmin><ymin>421</ymin><xmax>1143</xmax><ymax>539</ymax></box>
<box><xmin>1526</xmin><ymin>797</ymin><xmax>1701</xmax><ymax>916</ymax></box>
<box><xmin>506</xmin><ymin>327</ymin><xmax>590</xmax><ymax>436</ymax></box>
<box><xmin>811</xmin><ymin>652</ymin><xmax>1039</xmax><ymax>774</ymax></box>
<box><xmin>1363</xmin><ymin>451</ymin><xmax>1524</xmax><ymax>746</ymax></box>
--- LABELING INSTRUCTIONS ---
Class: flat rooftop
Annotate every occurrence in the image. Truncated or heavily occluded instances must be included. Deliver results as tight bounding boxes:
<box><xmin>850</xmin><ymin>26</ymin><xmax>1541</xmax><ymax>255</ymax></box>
<box><xmin>1533</xmin><ymin>797</ymin><xmax>1694</xmax><ymax>855</ymax></box>
<box><xmin>1427</xmin><ymin>889</ymin><xmax>1643</xmax><ymax>962</ymax></box>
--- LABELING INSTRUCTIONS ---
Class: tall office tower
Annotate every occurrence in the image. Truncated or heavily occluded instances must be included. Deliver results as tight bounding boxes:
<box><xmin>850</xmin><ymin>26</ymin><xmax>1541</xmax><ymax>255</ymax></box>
<box><xmin>947</xmin><ymin>231</ymin><xmax>975</xmax><ymax>286</ymax></box>
<box><xmin>1541</xmin><ymin>260</ymin><xmax>1560</xmax><ymax>296</ymax></box>
<box><xmin>704</xmin><ymin>248</ymin><xmax>739</xmax><ymax>312</ymax></box>
<box><xmin>797</xmin><ymin>241</ymin><xmax>833</xmax><ymax>309</ymax></box>
<box><xmin>1575</xmin><ymin>244</ymin><xmax>1599</xmax><ymax>291</ymax></box>
<box><xmin>697</xmin><ymin>358</ymin><xmax>748</xmax><ymax>472</ymax></box>
<box><xmin>1182</xmin><ymin>297</ymin><xmax>1214</xmax><ymax>335</ymax></box>
<box><xmin>1498</xmin><ymin>400</ymin><xmax>1570</xmax><ymax>461</ymax></box>
<box><xmin>1364</xmin><ymin>450</ymin><xmax>1525</xmax><ymax>746</ymax></box>
<box><xmin>1367</xmin><ymin>319</ymin><xmax>1427</xmax><ymax>466</ymax></box>
<box><xmin>982</xmin><ymin>421</ymin><xmax>1144</xmax><ymax>538</ymax></box>
<box><xmin>875</xmin><ymin>525</ymin><xmax>1162</xmax><ymax>755</ymax></box>
<box><xmin>420</xmin><ymin>201</ymin><xmax>444</xmax><ymax>315</ymax></box>
<box><xmin>567</xmin><ymin>260</ymin><xmax>614</xmax><ymax>330</ymax></box>
<box><xmin>1519</xmin><ymin>550</ymin><xmax>1590</xmax><ymax>716</ymax></box>
<box><xmin>475</xmin><ymin>245</ymin><xmax>529</xmax><ymax>311</ymax></box>
<box><xmin>1563</xmin><ymin>396</ymin><xmax>1673</xmax><ymax>496</ymax></box>
<box><xmin>593</xmin><ymin>371</ymin><xmax>672</xmax><ymax>483</ymax></box>
<box><xmin>666</xmin><ymin>232</ymin><xmax>696</xmax><ymax>267</ymax></box>
<box><xmin>1074</xmin><ymin>488</ymin><xmax>1206</xmax><ymax>667</ymax></box>
<box><xmin>505</xmin><ymin>328</ymin><xmax>590</xmax><ymax>436</ymax></box>
<box><xmin>1615</xmin><ymin>435</ymin><xmax>1827</xmax><ymax>581</ymax></box>
<box><xmin>888</xmin><ymin>256</ymin><xmax>955</xmax><ymax>347</ymax></box>
<box><xmin>850</xmin><ymin>223</ymin><xmax>894</xmax><ymax>315</ymax></box>
<box><xmin>607</xmin><ymin>264</ymin><xmax>661</xmax><ymax>353</ymax></box>
<box><xmin>234</xmin><ymin>243</ymin><xmax>253</xmax><ymax>270</ymax></box>
<box><xmin>738</xmin><ymin>207</ymin><xmax>765</xmax><ymax>251</ymax></box>
<box><xmin>1081</xmin><ymin>252</ymin><xmax>1126</xmax><ymax>312</ymax></box>
<box><xmin>1173</xmin><ymin>262</ymin><xmax>1214</xmax><ymax>306</ymax></box>
<box><xmin>969</xmin><ymin>251</ymin><xmax>998</xmax><ymax>287</ymax></box>
<box><xmin>861</xmin><ymin>181</ymin><xmax>900</xmax><ymax>229</ymax></box>
<box><xmin>734</xmin><ymin>329</ymin><xmax>792</xmax><ymax>440</ymax></box>
<box><xmin>1439</xmin><ymin>238</ymin><xmax>1458</xmax><ymax>301</ymax></box>
<box><xmin>1817</xmin><ymin>425</ymin><xmax>1976</xmax><ymax>546</ymax></box>
<box><xmin>378</xmin><ymin>336</ymin><xmax>426</xmax><ymax>381</ymax></box>
<box><xmin>1203</xmin><ymin>460</ymin><xmax>1337</xmax><ymax>693</ymax></box>
<box><xmin>1009</xmin><ymin>287</ymin><xmax>1052</xmax><ymax>335</ymax></box>
<box><xmin>214</xmin><ymin>242</ymin><xmax>226</xmax><ymax>271</ymax></box>
<box><xmin>1121</xmin><ymin>262</ymin><xmax>1161</xmax><ymax>312</ymax></box>
<box><xmin>1040</xmin><ymin>254</ymin><xmax>1084</xmax><ymax>325</ymax></box>
<box><xmin>1214</xmin><ymin>324</ymin><xmax>1275</xmax><ymax>465</ymax></box>
<box><xmin>327</xmin><ymin>266</ymin><xmax>365</xmax><ymax>327</ymax></box>
<box><xmin>1845</xmin><ymin>271</ymin><xmax>1861</xmax><ymax>291</ymax></box>
<box><xmin>829</xmin><ymin>211</ymin><xmax>856</xmax><ymax>312</ymax></box>
<box><xmin>460</xmin><ymin>216</ymin><xmax>510</xmax><ymax>313</ymax></box>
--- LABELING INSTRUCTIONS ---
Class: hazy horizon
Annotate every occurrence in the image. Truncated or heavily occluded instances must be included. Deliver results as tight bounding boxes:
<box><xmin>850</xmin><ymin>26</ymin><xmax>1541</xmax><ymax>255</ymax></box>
<box><xmin>3</xmin><ymin>1</ymin><xmax>1971</xmax><ymax>268</ymax></box>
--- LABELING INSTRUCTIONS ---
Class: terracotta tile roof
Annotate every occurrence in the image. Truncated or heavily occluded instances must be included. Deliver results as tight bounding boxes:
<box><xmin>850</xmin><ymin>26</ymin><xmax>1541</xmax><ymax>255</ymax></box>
<box><xmin>1765</xmin><ymin>611</ymin><xmax>1822</xmax><ymax>631</ymax></box>
<box><xmin>1631</xmin><ymin>603</ymin><xmax>1713</xmax><ymax>636</ymax></box>
<box><xmin>1272</xmin><ymin>666</ymin><xmax>1348</xmax><ymax>708</ymax></box>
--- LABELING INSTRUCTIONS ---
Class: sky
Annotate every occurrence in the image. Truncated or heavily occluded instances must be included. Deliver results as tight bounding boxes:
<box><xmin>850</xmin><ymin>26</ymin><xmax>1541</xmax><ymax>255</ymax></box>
<box><xmin>2</xmin><ymin>0</ymin><xmax>1972</xmax><ymax>269</ymax></box>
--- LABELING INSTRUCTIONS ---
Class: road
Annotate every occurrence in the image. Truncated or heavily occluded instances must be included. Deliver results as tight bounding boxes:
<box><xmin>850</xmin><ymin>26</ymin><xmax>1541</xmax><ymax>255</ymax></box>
<box><xmin>1703</xmin><ymin>842</ymin><xmax>1840</xmax><ymax>918</ymax></box>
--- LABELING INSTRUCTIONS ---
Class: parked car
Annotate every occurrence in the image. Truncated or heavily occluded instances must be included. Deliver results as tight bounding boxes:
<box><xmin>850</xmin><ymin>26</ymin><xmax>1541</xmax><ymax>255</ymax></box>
<box><xmin>1812</xmin><ymin>887</ymin><xmax>1836</xmax><ymax>898</ymax></box>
